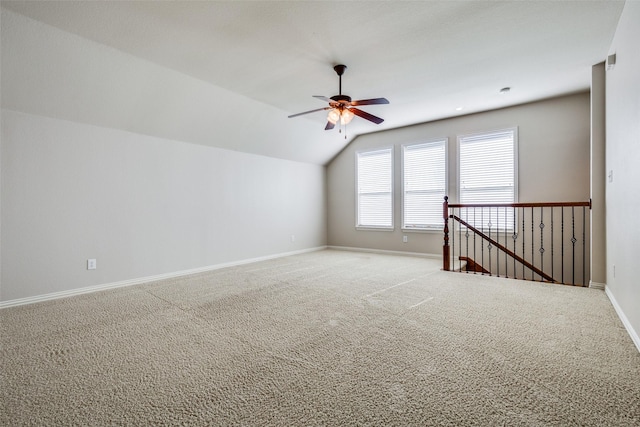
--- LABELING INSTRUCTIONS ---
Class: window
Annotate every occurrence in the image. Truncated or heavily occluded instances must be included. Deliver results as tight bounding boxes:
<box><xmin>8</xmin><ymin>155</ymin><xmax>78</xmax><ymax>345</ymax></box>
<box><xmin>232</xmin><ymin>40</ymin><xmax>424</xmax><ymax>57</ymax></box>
<box><xmin>402</xmin><ymin>139</ymin><xmax>447</xmax><ymax>230</ymax></box>
<box><xmin>356</xmin><ymin>148</ymin><xmax>393</xmax><ymax>229</ymax></box>
<box><xmin>458</xmin><ymin>128</ymin><xmax>517</xmax><ymax>230</ymax></box>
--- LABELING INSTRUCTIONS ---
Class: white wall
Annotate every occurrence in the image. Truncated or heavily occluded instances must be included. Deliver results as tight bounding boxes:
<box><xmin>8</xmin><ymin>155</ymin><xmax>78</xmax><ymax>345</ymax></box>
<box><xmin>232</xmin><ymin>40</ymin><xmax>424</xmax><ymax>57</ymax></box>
<box><xmin>327</xmin><ymin>93</ymin><xmax>591</xmax><ymax>256</ymax></box>
<box><xmin>605</xmin><ymin>1</ymin><xmax>640</xmax><ymax>349</ymax></box>
<box><xmin>0</xmin><ymin>7</ymin><xmax>328</xmax><ymax>303</ymax></box>
<box><xmin>1</xmin><ymin>110</ymin><xmax>326</xmax><ymax>302</ymax></box>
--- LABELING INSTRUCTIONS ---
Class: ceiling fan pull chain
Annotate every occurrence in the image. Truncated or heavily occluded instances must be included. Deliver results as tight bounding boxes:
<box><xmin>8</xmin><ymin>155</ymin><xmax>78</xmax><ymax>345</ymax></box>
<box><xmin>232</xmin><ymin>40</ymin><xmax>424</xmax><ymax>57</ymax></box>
<box><xmin>339</xmin><ymin>121</ymin><xmax>347</xmax><ymax>139</ymax></box>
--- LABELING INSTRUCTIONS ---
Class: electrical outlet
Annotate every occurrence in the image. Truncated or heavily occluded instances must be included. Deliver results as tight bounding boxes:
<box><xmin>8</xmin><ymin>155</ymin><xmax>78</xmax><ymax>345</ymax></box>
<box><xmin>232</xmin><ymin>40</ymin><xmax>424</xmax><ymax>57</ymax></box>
<box><xmin>291</xmin><ymin>235</ymin><xmax>295</xmax><ymax>242</ymax></box>
<box><xmin>403</xmin><ymin>235</ymin><xmax>408</xmax><ymax>243</ymax></box>
<box><xmin>87</xmin><ymin>259</ymin><xmax>97</xmax><ymax>270</ymax></box>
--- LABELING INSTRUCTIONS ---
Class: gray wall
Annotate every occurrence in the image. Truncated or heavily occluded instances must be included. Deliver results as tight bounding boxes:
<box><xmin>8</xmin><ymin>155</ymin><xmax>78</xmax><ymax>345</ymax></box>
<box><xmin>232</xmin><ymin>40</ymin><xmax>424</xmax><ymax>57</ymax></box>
<box><xmin>590</xmin><ymin>63</ymin><xmax>607</xmax><ymax>287</ymax></box>
<box><xmin>327</xmin><ymin>92</ymin><xmax>591</xmax><ymax>255</ymax></box>
<box><xmin>605</xmin><ymin>1</ymin><xmax>640</xmax><ymax>348</ymax></box>
<box><xmin>1</xmin><ymin>110</ymin><xmax>326</xmax><ymax>301</ymax></box>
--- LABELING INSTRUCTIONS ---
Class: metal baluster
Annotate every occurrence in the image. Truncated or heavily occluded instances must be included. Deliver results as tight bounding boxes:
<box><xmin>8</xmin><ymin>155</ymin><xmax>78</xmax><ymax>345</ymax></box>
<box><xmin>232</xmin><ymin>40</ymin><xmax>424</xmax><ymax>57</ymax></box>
<box><xmin>458</xmin><ymin>207</ymin><xmax>462</xmax><ymax>272</ymax></box>
<box><xmin>531</xmin><ymin>206</ymin><xmax>534</xmax><ymax>281</ymax></box>
<box><xmin>571</xmin><ymin>206</ymin><xmax>576</xmax><ymax>285</ymax></box>
<box><xmin>465</xmin><ymin>208</ymin><xmax>469</xmax><ymax>274</ymax></box>
<box><xmin>505</xmin><ymin>207</ymin><xmax>508</xmax><ymax>278</ymax></box>
<box><xmin>452</xmin><ymin>207</ymin><xmax>455</xmax><ymax>273</ymax></box>
<box><xmin>481</xmin><ymin>207</ymin><xmax>485</xmax><ymax>275</ymax></box>
<box><xmin>487</xmin><ymin>207</ymin><xmax>492</xmax><ymax>276</ymax></box>
<box><xmin>583</xmin><ymin>206</ymin><xmax>586</xmax><ymax>286</ymax></box>
<box><xmin>496</xmin><ymin>207</ymin><xmax>500</xmax><ymax>277</ymax></box>
<box><xmin>551</xmin><ymin>207</ymin><xmax>554</xmax><ymax>283</ymax></box>
<box><xmin>539</xmin><ymin>206</ymin><xmax>545</xmax><ymax>281</ymax></box>
<box><xmin>522</xmin><ymin>207</ymin><xmax>526</xmax><ymax>279</ymax></box>
<box><xmin>513</xmin><ymin>208</ymin><xmax>517</xmax><ymax>279</ymax></box>
<box><xmin>561</xmin><ymin>207</ymin><xmax>565</xmax><ymax>284</ymax></box>
<box><xmin>473</xmin><ymin>208</ymin><xmax>477</xmax><ymax>274</ymax></box>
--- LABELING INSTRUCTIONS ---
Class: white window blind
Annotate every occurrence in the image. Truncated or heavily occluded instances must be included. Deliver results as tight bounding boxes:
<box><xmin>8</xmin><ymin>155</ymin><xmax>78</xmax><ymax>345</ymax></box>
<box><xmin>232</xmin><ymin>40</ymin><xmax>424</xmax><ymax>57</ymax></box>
<box><xmin>402</xmin><ymin>139</ymin><xmax>447</xmax><ymax>229</ymax></box>
<box><xmin>356</xmin><ymin>148</ymin><xmax>393</xmax><ymax>229</ymax></box>
<box><xmin>458</xmin><ymin>128</ymin><xmax>517</xmax><ymax>230</ymax></box>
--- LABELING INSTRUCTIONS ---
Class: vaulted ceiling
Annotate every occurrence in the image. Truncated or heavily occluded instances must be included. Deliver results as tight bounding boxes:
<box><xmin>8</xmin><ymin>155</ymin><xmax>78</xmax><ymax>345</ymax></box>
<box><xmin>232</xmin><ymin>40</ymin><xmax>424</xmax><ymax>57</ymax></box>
<box><xmin>1</xmin><ymin>1</ymin><xmax>625</xmax><ymax>165</ymax></box>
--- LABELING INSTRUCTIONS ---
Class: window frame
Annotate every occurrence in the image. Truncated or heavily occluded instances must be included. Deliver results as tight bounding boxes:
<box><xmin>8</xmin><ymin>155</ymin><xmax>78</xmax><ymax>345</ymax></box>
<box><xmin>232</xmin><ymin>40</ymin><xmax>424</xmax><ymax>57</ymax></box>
<box><xmin>355</xmin><ymin>146</ymin><xmax>394</xmax><ymax>231</ymax></box>
<box><xmin>401</xmin><ymin>138</ymin><xmax>448</xmax><ymax>232</ymax></box>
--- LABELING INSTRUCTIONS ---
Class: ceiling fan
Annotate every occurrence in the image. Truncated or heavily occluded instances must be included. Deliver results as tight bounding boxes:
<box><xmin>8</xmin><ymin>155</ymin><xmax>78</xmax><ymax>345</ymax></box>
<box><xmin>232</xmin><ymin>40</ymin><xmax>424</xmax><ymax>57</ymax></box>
<box><xmin>288</xmin><ymin>64</ymin><xmax>389</xmax><ymax>131</ymax></box>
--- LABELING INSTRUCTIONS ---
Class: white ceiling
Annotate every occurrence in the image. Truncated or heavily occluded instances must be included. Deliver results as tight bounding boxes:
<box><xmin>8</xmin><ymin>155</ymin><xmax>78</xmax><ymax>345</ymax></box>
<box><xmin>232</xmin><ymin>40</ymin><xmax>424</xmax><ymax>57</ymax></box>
<box><xmin>0</xmin><ymin>1</ymin><xmax>625</xmax><ymax>165</ymax></box>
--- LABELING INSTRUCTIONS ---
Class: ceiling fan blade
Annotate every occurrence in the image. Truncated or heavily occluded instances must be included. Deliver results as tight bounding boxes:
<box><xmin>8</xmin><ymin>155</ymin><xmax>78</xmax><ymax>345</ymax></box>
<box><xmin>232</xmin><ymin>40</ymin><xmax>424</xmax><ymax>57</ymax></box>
<box><xmin>325</xmin><ymin>121</ymin><xmax>335</xmax><ymax>130</ymax></box>
<box><xmin>288</xmin><ymin>107</ymin><xmax>330</xmax><ymax>118</ymax></box>
<box><xmin>350</xmin><ymin>98</ymin><xmax>390</xmax><ymax>106</ymax></box>
<box><xmin>350</xmin><ymin>107</ymin><xmax>384</xmax><ymax>124</ymax></box>
<box><xmin>313</xmin><ymin>95</ymin><xmax>333</xmax><ymax>103</ymax></box>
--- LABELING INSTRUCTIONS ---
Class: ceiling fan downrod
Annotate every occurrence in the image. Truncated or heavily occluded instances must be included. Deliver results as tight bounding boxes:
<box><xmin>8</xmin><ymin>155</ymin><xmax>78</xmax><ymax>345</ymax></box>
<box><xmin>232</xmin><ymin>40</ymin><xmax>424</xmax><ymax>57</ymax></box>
<box><xmin>334</xmin><ymin>64</ymin><xmax>347</xmax><ymax>95</ymax></box>
<box><xmin>331</xmin><ymin>65</ymin><xmax>351</xmax><ymax>104</ymax></box>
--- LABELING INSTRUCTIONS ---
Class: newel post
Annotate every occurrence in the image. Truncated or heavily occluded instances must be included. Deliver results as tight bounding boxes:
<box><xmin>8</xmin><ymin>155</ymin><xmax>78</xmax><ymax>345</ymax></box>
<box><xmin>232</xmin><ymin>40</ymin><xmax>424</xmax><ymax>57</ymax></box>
<box><xmin>443</xmin><ymin>196</ymin><xmax>450</xmax><ymax>271</ymax></box>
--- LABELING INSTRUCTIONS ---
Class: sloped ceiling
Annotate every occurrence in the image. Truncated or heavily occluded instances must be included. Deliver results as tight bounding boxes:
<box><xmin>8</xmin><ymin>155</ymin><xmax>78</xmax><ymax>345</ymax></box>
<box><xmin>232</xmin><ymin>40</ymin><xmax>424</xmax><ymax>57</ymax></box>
<box><xmin>0</xmin><ymin>1</ymin><xmax>625</xmax><ymax>165</ymax></box>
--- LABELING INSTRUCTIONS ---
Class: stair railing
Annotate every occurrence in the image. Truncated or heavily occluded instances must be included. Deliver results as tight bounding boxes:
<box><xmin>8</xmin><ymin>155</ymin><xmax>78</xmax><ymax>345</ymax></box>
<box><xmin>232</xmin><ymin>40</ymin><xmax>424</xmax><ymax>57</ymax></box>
<box><xmin>443</xmin><ymin>196</ymin><xmax>592</xmax><ymax>286</ymax></box>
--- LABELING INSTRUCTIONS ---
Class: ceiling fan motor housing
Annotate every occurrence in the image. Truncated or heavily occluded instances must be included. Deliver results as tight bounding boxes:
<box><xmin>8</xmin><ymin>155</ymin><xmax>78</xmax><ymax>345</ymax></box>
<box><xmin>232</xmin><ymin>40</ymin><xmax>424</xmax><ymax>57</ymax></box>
<box><xmin>330</xmin><ymin>95</ymin><xmax>352</xmax><ymax>104</ymax></box>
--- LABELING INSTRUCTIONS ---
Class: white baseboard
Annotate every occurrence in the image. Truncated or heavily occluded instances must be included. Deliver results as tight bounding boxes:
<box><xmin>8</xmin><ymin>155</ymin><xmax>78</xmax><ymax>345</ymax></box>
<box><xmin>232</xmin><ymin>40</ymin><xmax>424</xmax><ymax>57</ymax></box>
<box><xmin>589</xmin><ymin>280</ymin><xmax>606</xmax><ymax>290</ymax></box>
<box><xmin>605</xmin><ymin>286</ymin><xmax>640</xmax><ymax>353</ymax></box>
<box><xmin>0</xmin><ymin>246</ymin><xmax>327</xmax><ymax>309</ymax></box>
<box><xmin>328</xmin><ymin>245</ymin><xmax>440</xmax><ymax>259</ymax></box>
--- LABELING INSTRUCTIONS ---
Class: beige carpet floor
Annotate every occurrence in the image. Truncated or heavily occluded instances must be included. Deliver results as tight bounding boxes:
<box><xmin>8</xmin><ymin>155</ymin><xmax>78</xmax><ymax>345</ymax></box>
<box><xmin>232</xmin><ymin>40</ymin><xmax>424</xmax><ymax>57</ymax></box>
<box><xmin>1</xmin><ymin>249</ymin><xmax>639</xmax><ymax>426</ymax></box>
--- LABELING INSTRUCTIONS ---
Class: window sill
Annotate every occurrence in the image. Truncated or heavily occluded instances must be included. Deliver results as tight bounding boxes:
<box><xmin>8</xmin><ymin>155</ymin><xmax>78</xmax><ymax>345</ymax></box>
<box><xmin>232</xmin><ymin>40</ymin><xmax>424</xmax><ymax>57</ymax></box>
<box><xmin>401</xmin><ymin>227</ymin><xmax>443</xmax><ymax>234</ymax></box>
<box><xmin>356</xmin><ymin>226</ymin><xmax>395</xmax><ymax>232</ymax></box>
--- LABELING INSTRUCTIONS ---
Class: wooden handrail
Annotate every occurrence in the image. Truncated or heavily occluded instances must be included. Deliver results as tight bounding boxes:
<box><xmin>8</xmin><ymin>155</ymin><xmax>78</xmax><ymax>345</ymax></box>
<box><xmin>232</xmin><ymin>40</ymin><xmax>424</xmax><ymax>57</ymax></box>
<box><xmin>447</xmin><ymin>200</ymin><xmax>591</xmax><ymax>209</ymax></box>
<box><xmin>451</xmin><ymin>215</ymin><xmax>555</xmax><ymax>283</ymax></box>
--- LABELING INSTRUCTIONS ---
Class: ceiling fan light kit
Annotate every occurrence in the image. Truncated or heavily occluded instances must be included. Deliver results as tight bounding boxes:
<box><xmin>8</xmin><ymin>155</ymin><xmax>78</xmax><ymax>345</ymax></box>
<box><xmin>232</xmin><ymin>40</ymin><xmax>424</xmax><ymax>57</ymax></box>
<box><xmin>288</xmin><ymin>64</ymin><xmax>389</xmax><ymax>135</ymax></box>
<box><xmin>327</xmin><ymin>108</ymin><xmax>341</xmax><ymax>125</ymax></box>
<box><xmin>339</xmin><ymin>108</ymin><xmax>355</xmax><ymax>125</ymax></box>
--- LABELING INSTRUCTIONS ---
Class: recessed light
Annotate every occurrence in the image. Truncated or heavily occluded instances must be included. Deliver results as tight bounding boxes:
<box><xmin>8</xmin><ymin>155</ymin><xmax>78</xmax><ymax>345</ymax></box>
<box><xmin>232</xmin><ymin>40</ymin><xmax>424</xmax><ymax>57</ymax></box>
<box><xmin>500</xmin><ymin>87</ymin><xmax>511</xmax><ymax>94</ymax></box>
<box><xmin>455</xmin><ymin>106</ymin><xmax>464</xmax><ymax>111</ymax></box>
